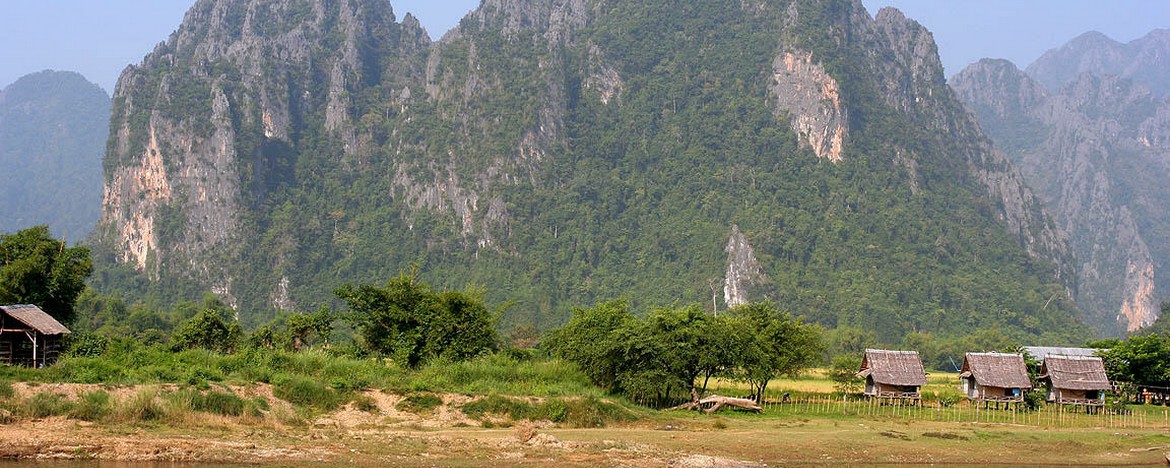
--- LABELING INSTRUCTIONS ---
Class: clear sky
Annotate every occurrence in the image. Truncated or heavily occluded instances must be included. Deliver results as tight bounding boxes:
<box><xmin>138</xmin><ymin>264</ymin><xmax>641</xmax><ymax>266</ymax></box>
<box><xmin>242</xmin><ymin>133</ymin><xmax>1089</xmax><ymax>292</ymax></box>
<box><xmin>1</xmin><ymin>1</ymin><xmax>1167</xmax><ymax>94</ymax></box>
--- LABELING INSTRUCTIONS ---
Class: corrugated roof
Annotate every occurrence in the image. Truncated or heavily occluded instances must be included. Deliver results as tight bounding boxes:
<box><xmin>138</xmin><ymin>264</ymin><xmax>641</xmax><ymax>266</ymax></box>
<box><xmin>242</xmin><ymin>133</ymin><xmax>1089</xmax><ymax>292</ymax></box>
<box><xmin>1023</xmin><ymin>346</ymin><xmax>1101</xmax><ymax>360</ymax></box>
<box><xmin>860</xmin><ymin>349</ymin><xmax>927</xmax><ymax>386</ymax></box>
<box><xmin>0</xmin><ymin>304</ymin><xmax>71</xmax><ymax>335</ymax></box>
<box><xmin>1040</xmin><ymin>355</ymin><xmax>1111</xmax><ymax>391</ymax></box>
<box><xmin>962</xmin><ymin>352</ymin><xmax>1032</xmax><ymax>389</ymax></box>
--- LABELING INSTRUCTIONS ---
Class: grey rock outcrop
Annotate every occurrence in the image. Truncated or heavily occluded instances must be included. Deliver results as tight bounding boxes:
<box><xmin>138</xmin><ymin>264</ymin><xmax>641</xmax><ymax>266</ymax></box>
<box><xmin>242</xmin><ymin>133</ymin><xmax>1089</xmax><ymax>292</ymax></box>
<box><xmin>954</xmin><ymin>58</ymin><xmax>1170</xmax><ymax>332</ymax></box>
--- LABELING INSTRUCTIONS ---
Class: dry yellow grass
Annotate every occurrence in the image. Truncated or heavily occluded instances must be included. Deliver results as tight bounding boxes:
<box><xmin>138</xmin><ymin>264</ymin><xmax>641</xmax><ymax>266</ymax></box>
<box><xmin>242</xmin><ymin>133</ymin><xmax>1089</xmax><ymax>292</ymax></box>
<box><xmin>704</xmin><ymin>368</ymin><xmax>964</xmax><ymax>399</ymax></box>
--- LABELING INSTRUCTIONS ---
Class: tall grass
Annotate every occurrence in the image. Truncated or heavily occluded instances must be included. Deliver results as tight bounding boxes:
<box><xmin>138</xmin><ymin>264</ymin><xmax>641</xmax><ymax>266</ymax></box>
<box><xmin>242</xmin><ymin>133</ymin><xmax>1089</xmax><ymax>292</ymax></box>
<box><xmin>407</xmin><ymin>353</ymin><xmax>602</xmax><ymax>397</ymax></box>
<box><xmin>272</xmin><ymin>374</ymin><xmax>345</xmax><ymax>412</ymax></box>
<box><xmin>5</xmin><ymin>340</ymin><xmax>634</xmax><ymax>422</ymax></box>
<box><xmin>461</xmin><ymin>394</ymin><xmax>638</xmax><ymax>428</ymax></box>
<box><xmin>70</xmin><ymin>390</ymin><xmax>112</xmax><ymax>421</ymax></box>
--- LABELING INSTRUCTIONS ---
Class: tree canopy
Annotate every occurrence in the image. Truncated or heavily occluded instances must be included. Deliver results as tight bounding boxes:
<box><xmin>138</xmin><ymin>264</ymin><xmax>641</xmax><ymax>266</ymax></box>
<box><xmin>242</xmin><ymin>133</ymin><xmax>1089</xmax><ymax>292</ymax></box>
<box><xmin>544</xmin><ymin>299</ymin><xmax>822</xmax><ymax>405</ymax></box>
<box><xmin>0</xmin><ymin>225</ymin><xmax>92</xmax><ymax>324</ymax></box>
<box><xmin>170</xmin><ymin>296</ymin><xmax>241</xmax><ymax>354</ymax></box>
<box><xmin>336</xmin><ymin>272</ymin><xmax>498</xmax><ymax>367</ymax></box>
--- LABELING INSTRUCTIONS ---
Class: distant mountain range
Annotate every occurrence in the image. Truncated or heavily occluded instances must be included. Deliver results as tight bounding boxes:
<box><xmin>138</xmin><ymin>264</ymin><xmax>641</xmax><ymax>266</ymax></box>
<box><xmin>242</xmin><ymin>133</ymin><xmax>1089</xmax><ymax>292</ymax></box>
<box><xmin>953</xmin><ymin>28</ymin><xmax>1170</xmax><ymax>333</ymax></box>
<box><xmin>1026</xmin><ymin>29</ymin><xmax>1170</xmax><ymax>96</ymax></box>
<box><xmin>0</xmin><ymin>70</ymin><xmax>110</xmax><ymax>240</ymax></box>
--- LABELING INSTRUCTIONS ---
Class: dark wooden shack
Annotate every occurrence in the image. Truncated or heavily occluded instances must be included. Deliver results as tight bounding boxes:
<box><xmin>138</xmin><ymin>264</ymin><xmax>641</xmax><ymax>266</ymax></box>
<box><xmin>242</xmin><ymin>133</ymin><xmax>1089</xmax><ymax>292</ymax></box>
<box><xmin>858</xmin><ymin>349</ymin><xmax>927</xmax><ymax>403</ymax></box>
<box><xmin>0</xmin><ymin>304</ymin><xmax>71</xmax><ymax>367</ymax></box>
<box><xmin>1039</xmin><ymin>355</ymin><xmax>1111</xmax><ymax>407</ymax></box>
<box><xmin>959</xmin><ymin>352</ymin><xmax>1033</xmax><ymax>407</ymax></box>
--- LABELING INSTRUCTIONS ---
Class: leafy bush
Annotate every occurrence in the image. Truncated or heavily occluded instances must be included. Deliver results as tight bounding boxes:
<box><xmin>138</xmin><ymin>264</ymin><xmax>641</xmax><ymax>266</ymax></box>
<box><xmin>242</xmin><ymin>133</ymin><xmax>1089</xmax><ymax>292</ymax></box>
<box><xmin>65</xmin><ymin>332</ymin><xmax>110</xmax><ymax>357</ymax></box>
<box><xmin>170</xmin><ymin>301</ymin><xmax>241</xmax><ymax>353</ymax></box>
<box><xmin>396</xmin><ymin>393</ymin><xmax>443</xmax><ymax>413</ymax></box>
<box><xmin>336</xmin><ymin>273</ymin><xmax>498</xmax><ymax>368</ymax></box>
<box><xmin>1022</xmin><ymin>389</ymin><xmax>1045</xmax><ymax>411</ymax></box>
<box><xmin>44</xmin><ymin>357</ymin><xmax>128</xmax><ymax>384</ymax></box>
<box><xmin>829</xmin><ymin>355</ymin><xmax>862</xmax><ymax>395</ymax></box>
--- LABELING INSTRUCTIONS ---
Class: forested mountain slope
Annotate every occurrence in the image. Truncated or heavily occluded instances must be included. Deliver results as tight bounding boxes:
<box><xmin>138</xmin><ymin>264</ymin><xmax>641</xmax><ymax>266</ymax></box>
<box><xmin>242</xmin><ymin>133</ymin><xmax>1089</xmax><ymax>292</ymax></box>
<box><xmin>92</xmin><ymin>0</ymin><xmax>1085</xmax><ymax>343</ymax></box>
<box><xmin>0</xmin><ymin>71</ymin><xmax>110</xmax><ymax>239</ymax></box>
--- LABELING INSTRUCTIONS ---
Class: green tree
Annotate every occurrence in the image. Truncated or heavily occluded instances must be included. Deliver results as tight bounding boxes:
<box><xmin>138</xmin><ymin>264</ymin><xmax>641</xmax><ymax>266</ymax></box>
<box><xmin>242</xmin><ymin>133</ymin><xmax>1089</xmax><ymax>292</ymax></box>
<box><xmin>697</xmin><ymin>314</ymin><xmax>742</xmax><ymax>395</ymax></box>
<box><xmin>612</xmin><ymin>305</ymin><xmax>713</xmax><ymax>404</ymax></box>
<box><xmin>829</xmin><ymin>355</ymin><xmax>863</xmax><ymax>395</ymax></box>
<box><xmin>170</xmin><ymin>298</ymin><xmax>241</xmax><ymax>353</ymax></box>
<box><xmin>728</xmin><ymin>302</ymin><xmax>822</xmax><ymax>403</ymax></box>
<box><xmin>286</xmin><ymin>306</ymin><xmax>334</xmax><ymax>351</ymax></box>
<box><xmin>0</xmin><ymin>225</ymin><xmax>92</xmax><ymax>324</ymax></box>
<box><xmin>1098</xmin><ymin>334</ymin><xmax>1170</xmax><ymax>388</ymax></box>
<box><xmin>336</xmin><ymin>272</ymin><xmax>498</xmax><ymax>367</ymax></box>
<box><xmin>543</xmin><ymin>299</ymin><xmax>633</xmax><ymax>391</ymax></box>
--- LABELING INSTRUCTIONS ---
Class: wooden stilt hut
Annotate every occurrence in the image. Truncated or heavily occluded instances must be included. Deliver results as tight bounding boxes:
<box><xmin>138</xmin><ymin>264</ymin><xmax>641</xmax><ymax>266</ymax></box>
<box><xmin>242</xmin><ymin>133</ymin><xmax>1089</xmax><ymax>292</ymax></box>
<box><xmin>959</xmin><ymin>352</ymin><xmax>1032</xmax><ymax>408</ymax></box>
<box><xmin>1039</xmin><ymin>355</ymin><xmax>1110</xmax><ymax>408</ymax></box>
<box><xmin>857</xmin><ymin>349</ymin><xmax>927</xmax><ymax>404</ymax></box>
<box><xmin>0</xmin><ymin>304</ymin><xmax>71</xmax><ymax>367</ymax></box>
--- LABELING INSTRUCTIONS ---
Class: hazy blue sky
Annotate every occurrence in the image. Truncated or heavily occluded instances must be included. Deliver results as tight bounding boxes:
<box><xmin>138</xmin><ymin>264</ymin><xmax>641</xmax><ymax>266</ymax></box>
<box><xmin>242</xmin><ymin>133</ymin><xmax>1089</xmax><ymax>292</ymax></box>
<box><xmin>2</xmin><ymin>1</ymin><xmax>1166</xmax><ymax>94</ymax></box>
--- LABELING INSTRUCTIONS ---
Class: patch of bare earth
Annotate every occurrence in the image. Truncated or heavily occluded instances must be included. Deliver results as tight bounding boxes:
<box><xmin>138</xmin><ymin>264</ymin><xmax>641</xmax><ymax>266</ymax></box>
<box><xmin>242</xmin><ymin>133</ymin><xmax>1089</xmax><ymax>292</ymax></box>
<box><xmin>0</xmin><ymin>416</ymin><xmax>334</xmax><ymax>463</ymax></box>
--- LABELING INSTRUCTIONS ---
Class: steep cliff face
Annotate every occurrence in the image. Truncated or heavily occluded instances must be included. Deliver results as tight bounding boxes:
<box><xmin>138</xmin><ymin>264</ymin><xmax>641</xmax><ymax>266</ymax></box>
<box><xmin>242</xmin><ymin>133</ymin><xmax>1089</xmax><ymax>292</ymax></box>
<box><xmin>724</xmin><ymin>225</ymin><xmax>767</xmax><ymax>308</ymax></box>
<box><xmin>97</xmin><ymin>0</ymin><xmax>429</xmax><ymax>303</ymax></box>
<box><xmin>770</xmin><ymin>50</ymin><xmax>846</xmax><ymax>162</ymax></box>
<box><xmin>0</xmin><ymin>71</ymin><xmax>110</xmax><ymax>239</ymax></box>
<box><xmin>95</xmin><ymin>0</ymin><xmax>1086</xmax><ymax>341</ymax></box>
<box><xmin>954</xmin><ymin>58</ymin><xmax>1170</xmax><ymax>333</ymax></box>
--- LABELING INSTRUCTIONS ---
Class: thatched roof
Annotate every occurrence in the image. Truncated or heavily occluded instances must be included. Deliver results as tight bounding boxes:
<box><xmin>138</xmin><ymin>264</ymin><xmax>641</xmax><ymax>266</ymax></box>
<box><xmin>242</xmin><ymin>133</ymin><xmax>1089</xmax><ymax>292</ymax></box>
<box><xmin>960</xmin><ymin>352</ymin><xmax>1032</xmax><ymax>389</ymax></box>
<box><xmin>858</xmin><ymin>349</ymin><xmax>927</xmax><ymax>386</ymax></box>
<box><xmin>1040</xmin><ymin>355</ymin><xmax>1111</xmax><ymax>391</ymax></box>
<box><xmin>0</xmin><ymin>304</ymin><xmax>70</xmax><ymax>335</ymax></box>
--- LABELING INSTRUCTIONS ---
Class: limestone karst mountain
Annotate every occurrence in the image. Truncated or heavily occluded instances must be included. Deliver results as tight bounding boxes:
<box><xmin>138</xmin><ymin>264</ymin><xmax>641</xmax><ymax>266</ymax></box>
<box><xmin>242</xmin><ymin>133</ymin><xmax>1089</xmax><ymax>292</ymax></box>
<box><xmin>92</xmin><ymin>0</ymin><xmax>1085</xmax><ymax>342</ymax></box>
<box><xmin>0</xmin><ymin>70</ymin><xmax>110</xmax><ymax>240</ymax></box>
<box><xmin>954</xmin><ymin>39</ymin><xmax>1170</xmax><ymax>333</ymax></box>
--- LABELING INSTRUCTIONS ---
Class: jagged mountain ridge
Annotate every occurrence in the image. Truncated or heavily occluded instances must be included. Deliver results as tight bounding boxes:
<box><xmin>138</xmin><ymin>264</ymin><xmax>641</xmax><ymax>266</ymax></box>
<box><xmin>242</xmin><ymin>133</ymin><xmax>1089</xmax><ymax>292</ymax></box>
<box><xmin>93</xmin><ymin>0</ymin><xmax>1085</xmax><ymax>341</ymax></box>
<box><xmin>953</xmin><ymin>57</ymin><xmax>1170</xmax><ymax>334</ymax></box>
<box><xmin>0</xmin><ymin>71</ymin><xmax>110</xmax><ymax>240</ymax></box>
<box><xmin>1026</xmin><ymin>29</ymin><xmax>1170</xmax><ymax>96</ymax></box>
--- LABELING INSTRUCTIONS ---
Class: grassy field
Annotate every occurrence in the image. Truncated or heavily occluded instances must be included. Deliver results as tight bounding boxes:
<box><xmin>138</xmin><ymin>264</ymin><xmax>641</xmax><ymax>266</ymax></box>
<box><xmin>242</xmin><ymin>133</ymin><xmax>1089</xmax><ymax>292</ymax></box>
<box><xmin>4</xmin><ymin>352</ymin><xmax>1170</xmax><ymax>466</ymax></box>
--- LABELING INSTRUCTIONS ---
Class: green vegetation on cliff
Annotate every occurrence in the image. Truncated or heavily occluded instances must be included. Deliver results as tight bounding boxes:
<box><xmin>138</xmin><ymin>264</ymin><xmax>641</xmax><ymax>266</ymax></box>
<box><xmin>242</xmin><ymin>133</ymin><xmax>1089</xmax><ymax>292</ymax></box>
<box><xmin>91</xmin><ymin>0</ymin><xmax>1087</xmax><ymax>345</ymax></box>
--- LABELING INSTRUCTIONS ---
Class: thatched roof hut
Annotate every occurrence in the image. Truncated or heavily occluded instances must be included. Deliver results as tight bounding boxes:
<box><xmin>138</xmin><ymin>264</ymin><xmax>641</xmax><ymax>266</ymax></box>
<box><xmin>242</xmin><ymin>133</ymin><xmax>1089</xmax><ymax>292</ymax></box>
<box><xmin>858</xmin><ymin>349</ymin><xmax>927</xmax><ymax>400</ymax></box>
<box><xmin>0</xmin><ymin>304</ymin><xmax>71</xmax><ymax>367</ymax></box>
<box><xmin>959</xmin><ymin>352</ymin><xmax>1032</xmax><ymax>403</ymax></box>
<box><xmin>1039</xmin><ymin>355</ymin><xmax>1111</xmax><ymax>406</ymax></box>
